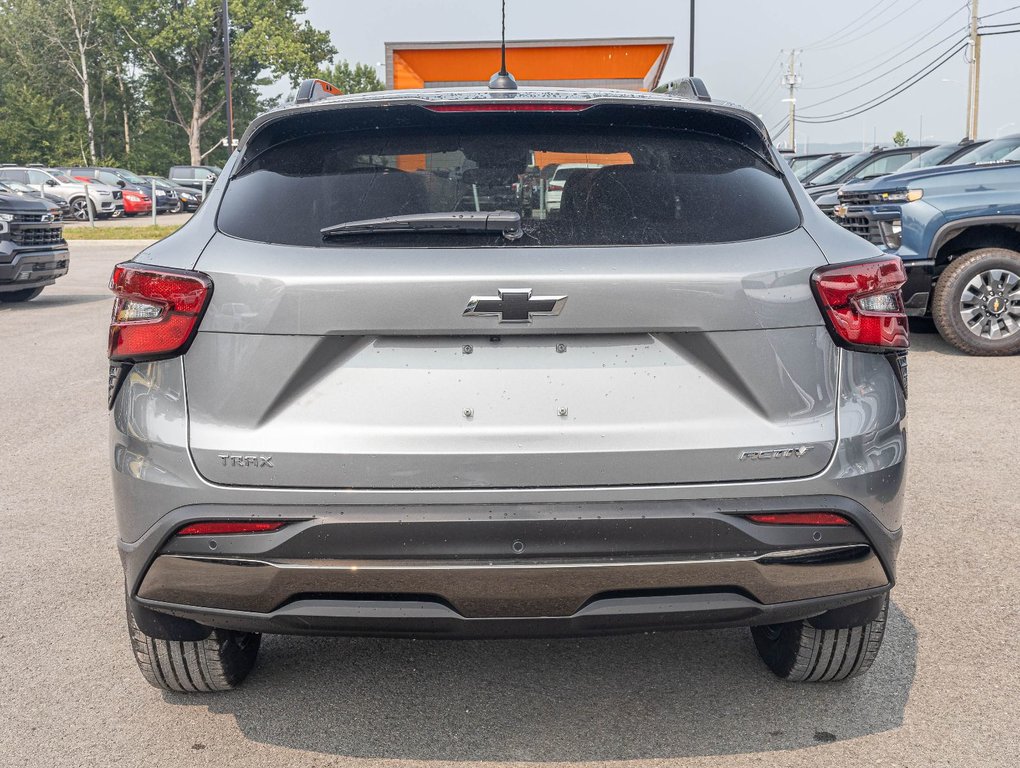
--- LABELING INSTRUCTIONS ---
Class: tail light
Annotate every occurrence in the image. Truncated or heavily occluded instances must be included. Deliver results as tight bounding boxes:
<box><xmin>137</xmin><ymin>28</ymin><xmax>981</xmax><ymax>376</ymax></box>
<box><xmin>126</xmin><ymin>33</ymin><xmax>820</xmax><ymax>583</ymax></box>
<box><xmin>745</xmin><ymin>512</ymin><xmax>850</xmax><ymax>526</ymax></box>
<box><xmin>812</xmin><ymin>257</ymin><xmax>909</xmax><ymax>350</ymax></box>
<box><xmin>108</xmin><ymin>263</ymin><xmax>212</xmax><ymax>362</ymax></box>
<box><xmin>176</xmin><ymin>521</ymin><xmax>289</xmax><ymax>536</ymax></box>
<box><xmin>548</xmin><ymin>182</ymin><xmax>564</xmax><ymax>191</ymax></box>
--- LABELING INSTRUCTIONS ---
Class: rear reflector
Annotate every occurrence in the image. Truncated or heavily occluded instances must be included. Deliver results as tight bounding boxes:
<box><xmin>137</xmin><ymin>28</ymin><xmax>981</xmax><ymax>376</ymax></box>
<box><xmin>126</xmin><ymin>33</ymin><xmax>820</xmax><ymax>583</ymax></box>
<box><xmin>745</xmin><ymin>512</ymin><xmax>851</xmax><ymax>526</ymax></box>
<box><xmin>811</xmin><ymin>258</ymin><xmax>909</xmax><ymax>350</ymax></box>
<box><xmin>176</xmin><ymin>521</ymin><xmax>289</xmax><ymax>536</ymax></box>
<box><xmin>425</xmin><ymin>103</ymin><xmax>592</xmax><ymax>112</ymax></box>
<box><xmin>108</xmin><ymin>264</ymin><xmax>212</xmax><ymax>362</ymax></box>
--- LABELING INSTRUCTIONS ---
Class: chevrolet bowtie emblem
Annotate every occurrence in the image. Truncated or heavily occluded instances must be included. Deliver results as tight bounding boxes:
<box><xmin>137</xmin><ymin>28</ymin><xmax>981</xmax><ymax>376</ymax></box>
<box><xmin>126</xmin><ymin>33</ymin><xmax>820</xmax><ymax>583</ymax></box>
<box><xmin>463</xmin><ymin>289</ymin><xmax>567</xmax><ymax>323</ymax></box>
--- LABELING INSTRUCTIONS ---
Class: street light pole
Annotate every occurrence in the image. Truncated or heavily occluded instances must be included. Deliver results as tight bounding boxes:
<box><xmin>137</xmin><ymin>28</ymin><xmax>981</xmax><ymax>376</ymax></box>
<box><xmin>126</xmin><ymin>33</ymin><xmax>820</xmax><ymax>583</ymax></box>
<box><xmin>222</xmin><ymin>0</ymin><xmax>234</xmax><ymax>150</ymax></box>
<box><xmin>689</xmin><ymin>0</ymin><xmax>695</xmax><ymax>77</ymax></box>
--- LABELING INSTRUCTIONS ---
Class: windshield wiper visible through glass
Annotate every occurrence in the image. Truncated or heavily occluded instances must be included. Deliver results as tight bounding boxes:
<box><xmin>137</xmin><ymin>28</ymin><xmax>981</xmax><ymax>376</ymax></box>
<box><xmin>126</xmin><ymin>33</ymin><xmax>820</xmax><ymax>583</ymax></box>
<box><xmin>321</xmin><ymin>211</ymin><xmax>524</xmax><ymax>240</ymax></box>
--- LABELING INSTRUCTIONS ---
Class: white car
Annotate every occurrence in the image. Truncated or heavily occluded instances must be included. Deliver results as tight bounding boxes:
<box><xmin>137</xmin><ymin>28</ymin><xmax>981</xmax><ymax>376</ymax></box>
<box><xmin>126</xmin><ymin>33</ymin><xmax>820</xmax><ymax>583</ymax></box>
<box><xmin>0</xmin><ymin>166</ymin><xmax>123</xmax><ymax>220</ymax></box>
<box><xmin>545</xmin><ymin>162</ymin><xmax>604</xmax><ymax>214</ymax></box>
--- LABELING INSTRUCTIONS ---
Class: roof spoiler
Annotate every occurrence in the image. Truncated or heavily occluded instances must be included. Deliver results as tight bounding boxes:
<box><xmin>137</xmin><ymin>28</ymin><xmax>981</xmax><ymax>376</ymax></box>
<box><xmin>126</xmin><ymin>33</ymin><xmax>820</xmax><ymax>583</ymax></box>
<box><xmin>654</xmin><ymin>77</ymin><xmax>711</xmax><ymax>102</ymax></box>
<box><xmin>294</xmin><ymin>78</ymin><xmax>343</xmax><ymax>105</ymax></box>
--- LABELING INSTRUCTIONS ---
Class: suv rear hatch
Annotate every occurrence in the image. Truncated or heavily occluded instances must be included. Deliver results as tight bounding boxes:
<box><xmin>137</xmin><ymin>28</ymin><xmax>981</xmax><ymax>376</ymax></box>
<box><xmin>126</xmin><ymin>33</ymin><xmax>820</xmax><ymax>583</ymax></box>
<box><xmin>185</xmin><ymin>95</ymin><xmax>836</xmax><ymax>489</ymax></box>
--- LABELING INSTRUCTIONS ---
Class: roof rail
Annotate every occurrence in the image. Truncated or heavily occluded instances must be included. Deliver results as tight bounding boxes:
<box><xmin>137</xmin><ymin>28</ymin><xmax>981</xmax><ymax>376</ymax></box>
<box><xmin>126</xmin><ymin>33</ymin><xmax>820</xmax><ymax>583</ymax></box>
<box><xmin>655</xmin><ymin>77</ymin><xmax>711</xmax><ymax>102</ymax></box>
<box><xmin>294</xmin><ymin>78</ymin><xmax>343</xmax><ymax>105</ymax></box>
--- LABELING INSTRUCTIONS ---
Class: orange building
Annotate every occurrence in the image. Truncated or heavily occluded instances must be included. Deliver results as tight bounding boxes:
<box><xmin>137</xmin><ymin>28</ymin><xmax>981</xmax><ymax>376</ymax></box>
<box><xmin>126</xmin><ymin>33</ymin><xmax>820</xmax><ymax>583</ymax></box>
<box><xmin>384</xmin><ymin>37</ymin><xmax>674</xmax><ymax>92</ymax></box>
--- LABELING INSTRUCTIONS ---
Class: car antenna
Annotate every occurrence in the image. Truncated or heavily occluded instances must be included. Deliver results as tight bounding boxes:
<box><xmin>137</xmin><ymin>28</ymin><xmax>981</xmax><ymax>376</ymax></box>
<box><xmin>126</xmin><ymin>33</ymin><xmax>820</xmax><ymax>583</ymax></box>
<box><xmin>488</xmin><ymin>0</ymin><xmax>517</xmax><ymax>91</ymax></box>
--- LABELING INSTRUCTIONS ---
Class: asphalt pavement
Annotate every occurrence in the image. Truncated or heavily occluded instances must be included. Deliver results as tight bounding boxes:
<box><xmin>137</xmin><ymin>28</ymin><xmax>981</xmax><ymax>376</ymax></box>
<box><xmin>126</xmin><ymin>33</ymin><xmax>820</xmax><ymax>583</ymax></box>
<box><xmin>1</xmin><ymin>241</ymin><xmax>1017</xmax><ymax>767</ymax></box>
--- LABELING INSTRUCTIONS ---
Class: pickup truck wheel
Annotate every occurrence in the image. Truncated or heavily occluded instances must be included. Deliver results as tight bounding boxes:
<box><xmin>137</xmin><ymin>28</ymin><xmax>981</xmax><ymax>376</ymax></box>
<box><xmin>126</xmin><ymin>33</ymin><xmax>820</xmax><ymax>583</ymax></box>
<box><xmin>127</xmin><ymin>609</ymin><xmax>261</xmax><ymax>692</ymax></box>
<box><xmin>751</xmin><ymin>593</ymin><xmax>888</xmax><ymax>682</ymax></box>
<box><xmin>932</xmin><ymin>248</ymin><xmax>1020</xmax><ymax>356</ymax></box>
<box><xmin>0</xmin><ymin>287</ymin><xmax>44</xmax><ymax>302</ymax></box>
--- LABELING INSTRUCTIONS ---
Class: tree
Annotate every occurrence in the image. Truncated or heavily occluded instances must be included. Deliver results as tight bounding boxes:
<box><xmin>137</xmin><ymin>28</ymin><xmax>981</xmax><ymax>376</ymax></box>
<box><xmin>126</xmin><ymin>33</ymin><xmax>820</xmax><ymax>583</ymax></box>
<box><xmin>316</xmin><ymin>60</ymin><xmax>384</xmax><ymax>94</ymax></box>
<box><xmin>0</xmin><ymin>0</ymin><xmax>103</xmax><ymax>162</ymax></box>
<box><xmin>114</xmin><ymin>0</ymin><xmax>334</xmax><ymax>164</ymax></box>
<box><xmin>893</xmin><ymin>131</ymin><xmax>909</xmax><ymax>147</ymax></box>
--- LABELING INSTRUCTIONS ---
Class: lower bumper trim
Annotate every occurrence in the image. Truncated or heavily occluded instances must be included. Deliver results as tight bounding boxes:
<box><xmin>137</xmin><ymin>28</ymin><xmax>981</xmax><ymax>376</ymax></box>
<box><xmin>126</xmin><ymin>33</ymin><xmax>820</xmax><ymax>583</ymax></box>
<box><xmin>133</xmin><ymin>585</ymin><xmax>892</xmax><ymax>639</ymax></box>
<box><xmin>137</xmin><ymin>544</ymin><xmax>888</xmax><ymax>619</ymax></box>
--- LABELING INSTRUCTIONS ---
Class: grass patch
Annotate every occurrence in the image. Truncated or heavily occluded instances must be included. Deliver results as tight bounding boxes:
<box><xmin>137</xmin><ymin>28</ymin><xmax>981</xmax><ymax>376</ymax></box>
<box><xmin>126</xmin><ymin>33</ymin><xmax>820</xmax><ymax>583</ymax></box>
<box><xmin>64</xmin><ymin>224</ymin><xmax>181</xmax><ymax>240</ymax></box>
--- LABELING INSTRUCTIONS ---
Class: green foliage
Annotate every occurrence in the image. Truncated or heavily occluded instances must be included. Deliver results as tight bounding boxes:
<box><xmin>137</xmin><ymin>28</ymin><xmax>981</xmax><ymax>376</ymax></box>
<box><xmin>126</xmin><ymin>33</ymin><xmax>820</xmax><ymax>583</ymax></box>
<box><xmin>892</xmin><ymin>130</ymin><xmax>909</xmax><ymax>147</ymax></box>
<box><xmin>0</xmin><ymin>0</ymin><xmax>341</xmax><ymax>170</ymax></box>
<box><xmin>317</xmin><ymin>60</ymin><xmax>385</xmax><ymax>94</ymax></box>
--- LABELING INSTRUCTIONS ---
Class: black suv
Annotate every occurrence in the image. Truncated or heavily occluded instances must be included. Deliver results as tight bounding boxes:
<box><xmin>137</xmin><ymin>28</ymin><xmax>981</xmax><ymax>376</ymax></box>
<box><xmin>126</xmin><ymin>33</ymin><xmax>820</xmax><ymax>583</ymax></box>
<box><xmin>0</xmin><ymin>189</ymin><xmax>68</xmax><ymax>302</ymax></box>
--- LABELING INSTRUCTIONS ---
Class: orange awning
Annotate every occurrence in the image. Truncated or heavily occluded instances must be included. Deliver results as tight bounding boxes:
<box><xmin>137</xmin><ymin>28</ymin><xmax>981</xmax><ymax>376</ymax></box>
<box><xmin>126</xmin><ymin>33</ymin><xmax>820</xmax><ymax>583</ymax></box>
<box><xmin>386</xmin><ymin>37</ymin><xmax>673</xmax><ymax>92</ymax></box>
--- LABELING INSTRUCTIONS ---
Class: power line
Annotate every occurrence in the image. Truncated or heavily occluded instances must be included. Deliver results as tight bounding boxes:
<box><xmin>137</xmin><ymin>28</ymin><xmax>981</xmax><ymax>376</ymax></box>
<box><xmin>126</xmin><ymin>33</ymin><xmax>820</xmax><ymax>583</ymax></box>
<box><xmin>809</xmin><ymin>0</ymin><xmax>928</xmax><ymax>52</ymax></box>
<box><xmin>799</xmin><ymin>30</ymin><xmax>968</xmax><ymax>110</ymax></box>
<box><xmin>977</xmin><ymin>20</ymin><xmax>1020</xmax><ymax>27</ymax></box>
<box><xmin>977</xmin><ymin>26</ymin><xmax>1020</xmax><ymax>34</ymax></box>
<box><xmin>801</xmin><ymin>4</ymin><xmax>967</xmax><ymax>90</ymax></box>
<box><xmin>800</xmin><ymin>0</ymin><xmax>892</xmax><ymax>50</ymax></box>
<box><xmin>742</xmin><ymin>51</ymin><xmax>783</xmax><ymax>109</ymax></box>
<box><xmin>981</xmin><ymin>3</ymin><xmax>1020</xmax><ymax>18</ymax></box>
<box><xmin>797</xmin><ymin>42</ymin><xmax>967</xmax><ymax>123</ymax></box>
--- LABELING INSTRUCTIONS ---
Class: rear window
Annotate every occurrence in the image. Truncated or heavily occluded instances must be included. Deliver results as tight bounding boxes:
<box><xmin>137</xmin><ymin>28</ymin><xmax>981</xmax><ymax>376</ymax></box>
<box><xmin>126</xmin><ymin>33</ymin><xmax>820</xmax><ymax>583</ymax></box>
<box><xmin>218</xmin><ymin>106</ymin><xmax>799</xmax><ymax>247</ymax></box>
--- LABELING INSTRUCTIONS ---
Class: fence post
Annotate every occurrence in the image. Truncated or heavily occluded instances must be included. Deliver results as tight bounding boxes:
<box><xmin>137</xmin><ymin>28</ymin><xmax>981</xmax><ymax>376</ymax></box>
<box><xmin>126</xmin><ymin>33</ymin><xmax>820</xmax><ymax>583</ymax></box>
<box><xmin>151</xmin><ymin>179</ymin><xmax>158</xmax><ymax>226</ymax></box>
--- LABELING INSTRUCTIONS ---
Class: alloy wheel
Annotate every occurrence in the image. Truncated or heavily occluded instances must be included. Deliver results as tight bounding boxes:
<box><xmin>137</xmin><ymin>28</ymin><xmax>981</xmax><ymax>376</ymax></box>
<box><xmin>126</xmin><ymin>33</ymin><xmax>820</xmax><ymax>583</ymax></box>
<box><xmin>959</xmin><ymin>268</ymin><xmax>1020</xmax><ymax>340</ymax></box>
<box><xmin>71</xmin><ymin>197</ymin><xmax>90</xmax><ymax>221</ymax></box>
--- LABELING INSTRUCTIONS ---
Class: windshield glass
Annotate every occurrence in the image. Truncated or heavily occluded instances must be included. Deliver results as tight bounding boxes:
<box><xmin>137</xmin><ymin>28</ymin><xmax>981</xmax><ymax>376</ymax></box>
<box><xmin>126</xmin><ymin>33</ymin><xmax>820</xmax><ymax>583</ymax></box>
<box><xmin>219</xmin><ymin>111</ymin><xmax>799</xmax><ymax>248</ymax></box>
<box><xmin>809</xmin><ymin>152</ymin><xmax>870</xmax><ymax>185</ymax></box>
<box><xmin>898</xmin><ymin>144</ymin><xmax>965</xmax><ymax>172</ymax></box>
<box><xmin>115</xmin><ymin>170</ymin><xmax>148</xmax><ymax>184</ymax></box>
<box><xmin>951</xmin><ymin>137</ymin><xmax>1020</xmax><ymax>165</ymax></box>
<box><xmin>794</xmin><ymin>154</ymin><xmax>839</xmax><ymax>181</ymax></box>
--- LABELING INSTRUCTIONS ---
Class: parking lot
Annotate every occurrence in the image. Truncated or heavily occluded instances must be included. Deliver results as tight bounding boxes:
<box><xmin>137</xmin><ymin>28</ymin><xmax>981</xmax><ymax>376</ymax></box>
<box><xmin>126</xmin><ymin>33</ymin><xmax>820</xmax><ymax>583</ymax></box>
<box><xmin>1</xmin><ymin>241</ymin><xmax>1017</xmax><ymax>767</ymax></box>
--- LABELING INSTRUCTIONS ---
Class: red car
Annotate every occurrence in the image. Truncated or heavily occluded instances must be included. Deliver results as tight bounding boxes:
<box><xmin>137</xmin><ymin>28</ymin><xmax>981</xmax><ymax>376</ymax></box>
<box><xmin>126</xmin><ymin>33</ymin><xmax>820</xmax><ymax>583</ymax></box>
<box><xmin>72</xmin><ymin>175</ymin><xmax>152</xmax><ymax>216</ymax></box>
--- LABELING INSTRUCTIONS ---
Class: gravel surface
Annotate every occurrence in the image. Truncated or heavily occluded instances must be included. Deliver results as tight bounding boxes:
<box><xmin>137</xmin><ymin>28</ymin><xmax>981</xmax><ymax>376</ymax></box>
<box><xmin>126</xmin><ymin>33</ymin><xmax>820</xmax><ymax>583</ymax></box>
<box><xmin>1</xmin><ymin>241</ymin><xmax>1017</xmax><ymax>767</ymax></box>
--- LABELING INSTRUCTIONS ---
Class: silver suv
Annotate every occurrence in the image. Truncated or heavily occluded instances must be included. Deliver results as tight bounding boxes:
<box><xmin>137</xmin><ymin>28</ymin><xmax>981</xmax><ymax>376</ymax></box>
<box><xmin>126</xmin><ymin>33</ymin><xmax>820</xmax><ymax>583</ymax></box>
<box><xmin>110</xmin><ymin>79</ymin><xmax>908</xmax><ymax>692</ymax></box>
<box><xmin>0</xmin><ymin>166</ymin><xmax>122</xmax><ymax>220</ymax></box>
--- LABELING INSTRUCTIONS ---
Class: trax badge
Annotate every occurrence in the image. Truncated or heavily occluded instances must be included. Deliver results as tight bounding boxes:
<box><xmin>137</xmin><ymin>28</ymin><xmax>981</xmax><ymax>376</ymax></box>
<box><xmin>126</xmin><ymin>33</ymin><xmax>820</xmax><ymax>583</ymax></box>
<box><xmin>218</xmin><ymin>454</ymin><xmax>274</xmax><ymax>468</ymax></box>
<box><xmin>464</xmin><ymin>289</ymin><xmax>567</xmax><ymax>323</ymax></box>
<box><xmin>739</xmin><ymin>446</ymin><xmax>814</xmax><ymax>460</ymax></box>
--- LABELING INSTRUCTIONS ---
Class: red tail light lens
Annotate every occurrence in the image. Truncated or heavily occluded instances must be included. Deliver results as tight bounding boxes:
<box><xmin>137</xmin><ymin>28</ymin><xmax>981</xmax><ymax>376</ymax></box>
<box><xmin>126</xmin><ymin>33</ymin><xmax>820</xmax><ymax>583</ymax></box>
<box><xmin>176</xmin><ymin>521</ymin><xmax>289</xmax><ymax>536</ymax></box>
<box><xmin>812</xmin><ymin>258</ymin><xmax>909</xmax><ymax>350</ymax></box>
<box><xmin>745</xmin><ymin>512</ymin><xmax>851</xmax><ymax>526</ymax></box>
<box><xmin>108</xmin><ymin>264</ymin><xmax>212</xmax><ymax>362</ymax></box>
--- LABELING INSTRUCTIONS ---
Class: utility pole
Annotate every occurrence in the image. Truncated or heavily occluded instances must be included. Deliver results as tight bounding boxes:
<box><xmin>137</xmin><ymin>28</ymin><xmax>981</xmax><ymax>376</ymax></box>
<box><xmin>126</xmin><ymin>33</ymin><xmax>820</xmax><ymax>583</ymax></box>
<box><xmin>222</xmin><ymin>0</ymin><xmax>235</xmax><ymax>150</ymax></box>
<box><xmin>781</xmin><ymin>50</ymin><xmax>801</xmax><ymax>151</ymax></box>
<box><xmin>965</xmin><ymin>0</ymin><xmax>982</xmax><ymax>139</ymax></box>
<box><xmin>689</xmin><ymin>0</ymin><xmax>695</xmax><ymax>77</ymax></box>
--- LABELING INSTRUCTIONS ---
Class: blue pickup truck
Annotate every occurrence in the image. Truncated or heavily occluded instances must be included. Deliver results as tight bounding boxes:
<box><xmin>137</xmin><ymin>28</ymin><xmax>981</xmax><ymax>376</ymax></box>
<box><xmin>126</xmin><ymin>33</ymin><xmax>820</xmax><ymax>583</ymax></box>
<box><xmin>833</xmin><ymin>143</ymin><xmax>1020</xmax><ymax>356</ymax></box>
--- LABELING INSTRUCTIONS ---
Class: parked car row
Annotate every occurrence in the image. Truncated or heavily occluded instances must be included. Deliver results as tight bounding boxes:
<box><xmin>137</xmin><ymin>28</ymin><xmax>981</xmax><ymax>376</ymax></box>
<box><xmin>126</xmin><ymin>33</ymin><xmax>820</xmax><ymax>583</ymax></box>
<box><xmin>787</xmin><ymin>133</ymin><xmax>1020</xmax><ymax>355</ymax></box>
<box><xmin>0</xmin><ymin>164</ymin><xmax>220</xmax><ymax>221</ymax></box>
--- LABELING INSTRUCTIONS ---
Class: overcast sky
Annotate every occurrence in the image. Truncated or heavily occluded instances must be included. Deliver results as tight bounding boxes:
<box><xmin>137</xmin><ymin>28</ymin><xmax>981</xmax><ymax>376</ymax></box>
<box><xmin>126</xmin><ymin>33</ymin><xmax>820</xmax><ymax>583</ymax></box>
<box><xmin>298</xmin><ymin>0</ymin><xmax>1019</xmax><ymax>151</ymax></box>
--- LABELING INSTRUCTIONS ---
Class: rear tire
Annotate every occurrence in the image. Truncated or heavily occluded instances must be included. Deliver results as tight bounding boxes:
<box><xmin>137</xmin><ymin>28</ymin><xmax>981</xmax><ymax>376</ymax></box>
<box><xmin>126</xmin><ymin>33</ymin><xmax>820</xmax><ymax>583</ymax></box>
<box><xmin>932</xmin><ymin>248</ymin><xmax>1020</xmax><ymax>356</ymax></box>
<box><xmin>127</xmin><ymin>609</ymin><xmax>261</xmax><ymax>692</ymax></box>
<box><xmin>0</xmin><ymin>287</ymin><xmax>44</xmax><ymax>302</ymax></box>
<box><xmin>751</xmin><ymin>593</ymin><xmax>888</xmax><ymax>682</ymax></box>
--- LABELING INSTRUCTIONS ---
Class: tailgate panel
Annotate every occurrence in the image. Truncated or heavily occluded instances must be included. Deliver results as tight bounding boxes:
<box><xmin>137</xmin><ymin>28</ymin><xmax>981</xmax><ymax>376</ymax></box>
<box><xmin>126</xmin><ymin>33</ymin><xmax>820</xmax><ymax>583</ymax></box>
<box><xmin>186</xmin><ymin>328</ymin><xmax>838</xmax><ymax>489</ymax></box>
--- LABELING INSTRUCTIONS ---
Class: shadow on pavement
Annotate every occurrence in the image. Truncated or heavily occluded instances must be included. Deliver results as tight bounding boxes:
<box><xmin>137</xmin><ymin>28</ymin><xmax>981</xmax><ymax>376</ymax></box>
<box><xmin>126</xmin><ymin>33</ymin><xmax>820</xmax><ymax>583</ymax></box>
<box><xmin>0</xmin><ymin>293</ymin><xmax>109</xmax><ymax>311</ymax></box>
<box><xmin>168</xmin><ymin>601</ymin><xmax>917</xmax><ymax>761</ymax></box>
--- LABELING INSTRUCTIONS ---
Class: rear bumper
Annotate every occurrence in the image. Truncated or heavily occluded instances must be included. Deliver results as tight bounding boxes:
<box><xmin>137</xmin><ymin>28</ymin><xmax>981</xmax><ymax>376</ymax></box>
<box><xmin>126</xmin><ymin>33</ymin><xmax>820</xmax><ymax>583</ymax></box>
<box><xmin>123</xmin><ymin>497</ymin><xmax>899</xmax><ymax>638</ymax></box>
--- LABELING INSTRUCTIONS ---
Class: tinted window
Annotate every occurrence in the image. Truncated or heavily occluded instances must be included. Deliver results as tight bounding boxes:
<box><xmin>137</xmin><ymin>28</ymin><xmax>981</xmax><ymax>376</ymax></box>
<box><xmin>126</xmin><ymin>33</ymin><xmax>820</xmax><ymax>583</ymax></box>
<box><xmin>898</xmin><ymin>144</ymin><xmax>964</xmax><ymax>171</ymax></box>
<box><xmin>0</xmin><ymin>169</ymin><xmax>29</xmax><ymax>183</ymax></box>
<box><xmin>952</xmin><ymin>136</ymin><xmax>1020</xmax><ymax>165</ymax></box>
<box><xmin>171</xmin><ymin>167</ymin><xmax>195</xmax><ymax>180</ymax></box>
<box><xmin>852</xmin><ymin>152</ymin><xmax>913</xmax><ymax>180</ymax></box>
<box><xmin>794</xmin><ymin>154</ymin><xmax>840</xmax><ymax>181</ymax></box>
<box><xmin>809</xmin><ymin>152</ymin><xmax>871</xmax><ymax>185</ymax></box>
<box><xmin>219</xmin><ymin>115</ymin><xmax>799</xmax><ymax>247</ymax></box>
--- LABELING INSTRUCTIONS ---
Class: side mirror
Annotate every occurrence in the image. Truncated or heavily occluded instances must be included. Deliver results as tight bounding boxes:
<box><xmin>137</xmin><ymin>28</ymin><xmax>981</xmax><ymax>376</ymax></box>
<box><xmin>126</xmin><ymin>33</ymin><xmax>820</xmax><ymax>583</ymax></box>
<box><xmin>205</xmin><ymin>174</ymin><xmax>216</xmax><ymax>182</ymax></box>
<box><xmin>117</xmin><ymin>180</ymin><xmax>126</xmax><ymax>188</ymax></box>
<box><xmin>46</xmin><ymin>179</ymin><xmax>58</xmax><ymax>187</ymax></box>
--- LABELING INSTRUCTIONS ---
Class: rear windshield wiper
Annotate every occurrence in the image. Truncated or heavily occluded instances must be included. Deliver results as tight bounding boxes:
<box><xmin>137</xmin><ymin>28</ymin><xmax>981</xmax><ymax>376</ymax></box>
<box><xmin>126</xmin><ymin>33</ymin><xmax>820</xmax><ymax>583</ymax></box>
<box><xmin>321</xmin><ymin>211</ymin><xmax>524</xmax><ymax>240</ymax></box>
